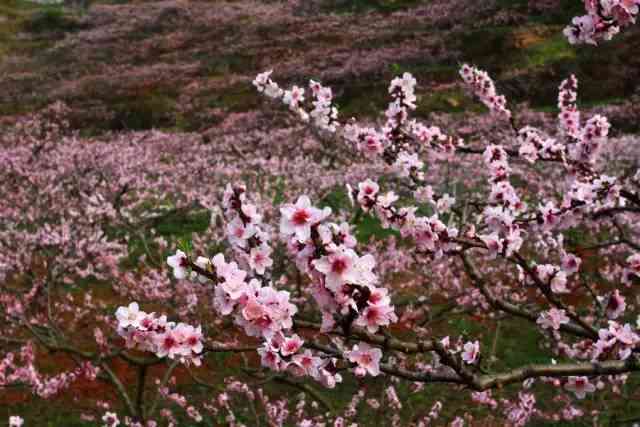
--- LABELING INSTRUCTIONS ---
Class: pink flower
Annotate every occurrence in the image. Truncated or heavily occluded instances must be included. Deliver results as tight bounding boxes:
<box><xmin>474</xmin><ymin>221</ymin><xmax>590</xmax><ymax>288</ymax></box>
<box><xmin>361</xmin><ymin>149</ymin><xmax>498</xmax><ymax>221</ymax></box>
<box><xmin>283</xmin><ymin>85</ymin><xmax>305</xmax><ymax>109</ymax></box>
<box><xmin>181</xmin><ymin>324</ymin><xmax>203</xmax><ymax>354</ymax></box>
<box><xmin>226</xmin><ymin>217</ymin><xmax>255</xmax><ymax>248</ymax></box>
<box><xmin>459</xmin><ymin>64</ymin><xmax>511</xmax><ymax>119</ymax></box>
<box><xmin>564</xmin><ymin>376</ymin><xmax>595</xmax><ymax>399</ymax></box>
<box><xmin>213</xmin><ymin>255</ymin><xmax>249</xmax><ymax>299</ymax></box>
<box><xmin>471</xmin><ymin>391</ymin><xmax>497</xmax><ymax>409</ymax></box>
<box><xmin>536</xmin><ymin>264</ymin><xmax>569</xmax><ymax>293</ymax></box>
<box><xmin>242</xmin><ymin>298</ymin><xmax>266</xmax><ymax>322</ymax></box>
<box><xmin>360</xmin><ymin>132</ymin><xmax>384</xmax><ymax>156</ymax></box>
<box><xmin>280</xmin><ymin>196</ymin><xmax>329</xmax><ymax>242</ymax></box>
<box><xmin>9</xmin><ymin>416</ymin><xmax>24</xmax><ymax>427</ymax></box>
<box><xmin>187</xmin><ymin>406</ymin><xmax>202</xmax><ymax>423</ymax></box>
<box><xmin>313</xmin><ymin>247</ymin><xmax>359</xmax><ymax>291</ymax></box>
<box><xmin>291</xmin><ymin>350</ymin><xmax>321</xmax><ymax>377</ymax></box>
<box><xmin>550</xmin><ymin>271</ymin><xmax>569</xmax><ymax>294</ymax></box>
<box><xmin>357</xmin><ymin>179</ymin><xmax>380</xmax><ymax>209</ymax></box>
<box><xmin>368</xmin><ymin>286</ymin><xmax>391</xmax><ymax>307</ymax></box>
<box><xmin>385</xmin><ymin>385</ymin><xmax>403</xmax><ymax>410</ymax></box>
<box><xmin>436</xmin><ymin>194</ymin><xmax>455</xmax><ymax>213</ymax></box>
<box><xmin>253</xmin><ymin>70</ymin><xmax>283</xmax><ymax>99</ymax></box>
<box><xmin>155</xmin><ymin>330</ymin><xmax>182</xmax><ymax>359</ymax></box>
<box><xmin>280</xmin><ymin>334</ymin><xmax>304</xmax><ymax>356</ymax></box>
<box><xmin>332</xmin><ymin>222</ymin><xmax>357</xmax><ymax>248</ymax></box>
<box><xmin>537</xmin><ymin>308</ymin><xmax>570</xmax><ymax>331</ymax></box>
<box><xmin>258</xmin><ymin>346</ymin><xmax>282</xmax><ymax>371</ymax></box>
<box><xmin>345</xmin><ymin>342</ymin><xmax>382</xmax><ymax>377</ymax></box>
<box><xmin>479</xmin><ymin>233</ymin><xmax>503</xmax><ymax>259</ymax></box>
<box><xmin>561</xmin><ymin>252</ymin><xmax>581</xmax><ymax>275</ymax></box>
<box><xmin>355</xmin><ymin>304</ymin><xmax>397</xmax><ymax>333</ymax></box>
<box><xmin>461</xmin><ymin>341</ymin><xmax>480</xmax><ymax>364</ymax></box>
<box><xmin>317</xmin><ymin>366</ymin><xmax>342</xmax><ymax>389</ymax></box>
<box><xmin>605</xmin><ymin>289</ymin><xmax>626</xmax><ymax>319</ymax></box>
<box><xmin>253</xmin><ymin>70</ymin><xmax>273</xmax><ymax>89</ymax></box>
<box><xmin>249</xmin><ymin>244</ymin><xmax>273</xmax><ymax>275</ymax></box>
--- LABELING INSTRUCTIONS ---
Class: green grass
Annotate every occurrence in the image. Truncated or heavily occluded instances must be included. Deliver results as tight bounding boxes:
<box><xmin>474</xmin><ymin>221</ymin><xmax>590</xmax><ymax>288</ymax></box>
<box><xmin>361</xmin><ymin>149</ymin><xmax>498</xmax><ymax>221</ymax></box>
<box><xmin>417</xmin><ymin>87</ymin><xmax>483</xmax><ymax>115</ymax></box>
<box><xmin>204</xmin><ymin>84</ymin><xmax>260</xmax><ymax>113</ymax></box>
<box><xmin>496</xmin><ymin>0</ymin><xmax>584</xmax><ymax>24</ymax></box>
<box><xmin>23</xmin><ymin>8</ymin><xmax>83</xmax><ymax>33</ymax></box>
<box><xmin>110</xmin><ymin>92</ymin><xmax>178</xmax><ymax>131</ymax></box>
<box><xmin>334</xmin><ymin>79</ymin><xmax>390</xmax><ymax>118</ymax></box>
<box><xmin>520</xmin><ymin>32</ymin><xmax>576</xmax><ymax>68</ymax></box>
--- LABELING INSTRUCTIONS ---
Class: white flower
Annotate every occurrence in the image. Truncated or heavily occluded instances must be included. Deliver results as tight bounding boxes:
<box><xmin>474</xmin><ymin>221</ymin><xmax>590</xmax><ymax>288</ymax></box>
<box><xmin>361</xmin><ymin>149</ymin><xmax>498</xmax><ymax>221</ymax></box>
<box><xmin>565</xmin><ymin>376</ymin><xmax>595</xmax><ymax>399</ymax></box>
<box><xmin>461</xmin><ymin>341</ymin><xmax>480</xmax><ymax>364</ymax></box>
<box><xmin>115</xmin><ymin>302</ymin><xmax>144</xmax><ymax>329</ymax></box>
<box><xmin>102</xmin><ymin>412</ymin><xmax>120</xmax><ymax>427</ymax></box>
<box><xmin>253</xmin><ymin>70</ymin><xmax>272</xmax><ymax>87</ymax></box>
<box><xmin>436</xmin><ymin>194</ymin><xmax>456</xmax><ymax>213</ymax></box>
<box><xmin>283</xmin><ymin>85</ymin><xmax>305</xmax><ymax>108</ymax></box>
<box><xmin>167</xmin><ymin>250</ymin><xmax>189</xmax><ymax>279</ymax></box>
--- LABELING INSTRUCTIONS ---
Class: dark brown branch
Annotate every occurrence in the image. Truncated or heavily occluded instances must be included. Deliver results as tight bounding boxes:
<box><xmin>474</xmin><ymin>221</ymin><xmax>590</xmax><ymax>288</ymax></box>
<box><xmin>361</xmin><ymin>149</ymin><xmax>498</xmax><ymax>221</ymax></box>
<box><xmin>294</xmin><ymin>320</ymin><xmax>435</xmax><ymax>354</ymax></box>
<box><xmin>476</xmin><ymin>358</ymin><xmax>640</xmax><ymax>390</ymax></box>
<box><xmin>459</xmin><ymin>253</ymin><xmax>594</xmax><ymax>339</ymax></box>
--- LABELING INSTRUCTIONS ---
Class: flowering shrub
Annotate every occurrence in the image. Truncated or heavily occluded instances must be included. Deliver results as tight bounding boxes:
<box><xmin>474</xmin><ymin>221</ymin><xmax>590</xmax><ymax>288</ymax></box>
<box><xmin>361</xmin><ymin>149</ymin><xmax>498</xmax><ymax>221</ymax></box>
<box><xmin>564</xmin><ymin>0</ymin><xmax>640</xmax><ymax>44</ymax></box>
<box><xmin>2</xmin><ymin>1</ymin><xmax>640</xmax><ymax>426</ymax></box>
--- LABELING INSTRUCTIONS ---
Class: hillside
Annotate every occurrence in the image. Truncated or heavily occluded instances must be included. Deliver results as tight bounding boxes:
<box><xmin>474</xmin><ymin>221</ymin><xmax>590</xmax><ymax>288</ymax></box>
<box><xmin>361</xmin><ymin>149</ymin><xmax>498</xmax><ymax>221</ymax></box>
<box><xmin>0</xmin><ymin>0</ymin><xmax>638</xmax><ymax>134</ymax></box>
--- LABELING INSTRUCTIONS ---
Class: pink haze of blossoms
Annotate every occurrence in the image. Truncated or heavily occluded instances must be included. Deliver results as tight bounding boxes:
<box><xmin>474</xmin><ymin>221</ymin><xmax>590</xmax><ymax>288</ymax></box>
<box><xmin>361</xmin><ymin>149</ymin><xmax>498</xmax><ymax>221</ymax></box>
<box><xmin>2</xmin><ymin>2</ymin><xmax>640</xmax><ymax>426</ymax></box>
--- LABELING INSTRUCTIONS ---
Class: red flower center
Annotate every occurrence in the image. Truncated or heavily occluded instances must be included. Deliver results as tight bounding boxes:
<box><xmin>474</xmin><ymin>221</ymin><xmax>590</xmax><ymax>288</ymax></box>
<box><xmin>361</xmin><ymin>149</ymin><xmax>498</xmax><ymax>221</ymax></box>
<box><xmin>163</xmin><ymin>336</ymin><xmax>176</xmax><ymax>349</ymax></box>
<box><xmin>331</xmin><ymin>258</ymin><xmax>348</xmax><ymax>274</ymax></box>
<box><xmin>292</xmin><ymin>209</ymin><xmax>311</xmax><ymax>225</ymax></box>
<box><xmin>366</xmin><ymin>307</ymin><xmax>380</xmax><ymax>321</ymax></box>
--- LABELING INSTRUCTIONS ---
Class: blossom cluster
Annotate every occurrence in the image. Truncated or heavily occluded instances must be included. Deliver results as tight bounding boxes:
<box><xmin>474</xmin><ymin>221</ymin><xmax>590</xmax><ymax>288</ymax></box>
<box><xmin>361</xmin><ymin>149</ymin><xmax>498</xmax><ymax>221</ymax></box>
<box><xmin>115</xmin><ymin>302</ymin><xmax>203</xmax><ymax>365</ymax></box>
<box><xmin>459</xmin><ymin>64</ymin><xmax>512</xmax><ymax>120</ymax></box>
<box><xmin>253</xmin><ymin>71</ymin><xmax>338</xmax><ymax>132</ymax></box>
<box><xmin>592</xmin><ymin>321</ymin><xmax>640</xmax><ymax>361</ymax></box>
<box><xmin>352</xmin><ymin>177</ymin><xmax>461</xmax><ymax>260</ymax></box>
<box><xmin>258</xmin><ymin>333</ymin><xmax>349</xmax><ymax>388</ymax></box>
<box><xmin>8</xmin><ymin>416</ymin><xmax>24</xmax><ymax>427</ymax></box>
<box><xmin>222</xmin><ymin>184</ymin><xmax>274</xmax><ymax>276</ymax></box>
<box><xmin>208</xmin><ymin>253</ymin><xmax>298</xmax><ymax>340</ymax></box>
<box><xmin>0</xmin><ymin>343</ymin><xmax>99</xmax><ymax>399</ymax></box>
<box><xmin>166</xmin><ymin>189</ymin><xmax>391</xmax><ymax>387</ymax></box>
<box><xmin>476</xmin><ymin>144</ymin><xmax>526</xmax><ymax>258</ymax></box>
<box><xmin>253</xmin><ymin>60</ymin><xmax>640</xmax><ymax>424</ymax></box>
<box><xmin>281</xmin><ymin>195</ymin><xmax>397</xmax><ymax>334</ymax></box>
<box><xmin>565</xmin><ymin>0</ymin><xmax>639</xmax><ymax>44</ymax></box>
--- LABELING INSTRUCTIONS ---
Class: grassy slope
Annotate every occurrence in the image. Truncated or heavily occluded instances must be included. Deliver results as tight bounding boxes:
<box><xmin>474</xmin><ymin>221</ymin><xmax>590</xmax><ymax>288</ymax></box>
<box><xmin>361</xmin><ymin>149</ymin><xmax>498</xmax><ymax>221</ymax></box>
<box><xmin>0</xmin><ymin>0</ymin><xmax>638</xmax><ymax>130</ymax></box>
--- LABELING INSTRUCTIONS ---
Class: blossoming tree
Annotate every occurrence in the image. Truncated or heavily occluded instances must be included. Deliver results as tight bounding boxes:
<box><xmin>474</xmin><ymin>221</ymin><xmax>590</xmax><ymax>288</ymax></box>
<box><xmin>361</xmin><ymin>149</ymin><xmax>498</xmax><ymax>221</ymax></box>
<box><xmin>2</xmin><ymin>0</ymin><xmax>640</xmax><ymax>426</ymax></box>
